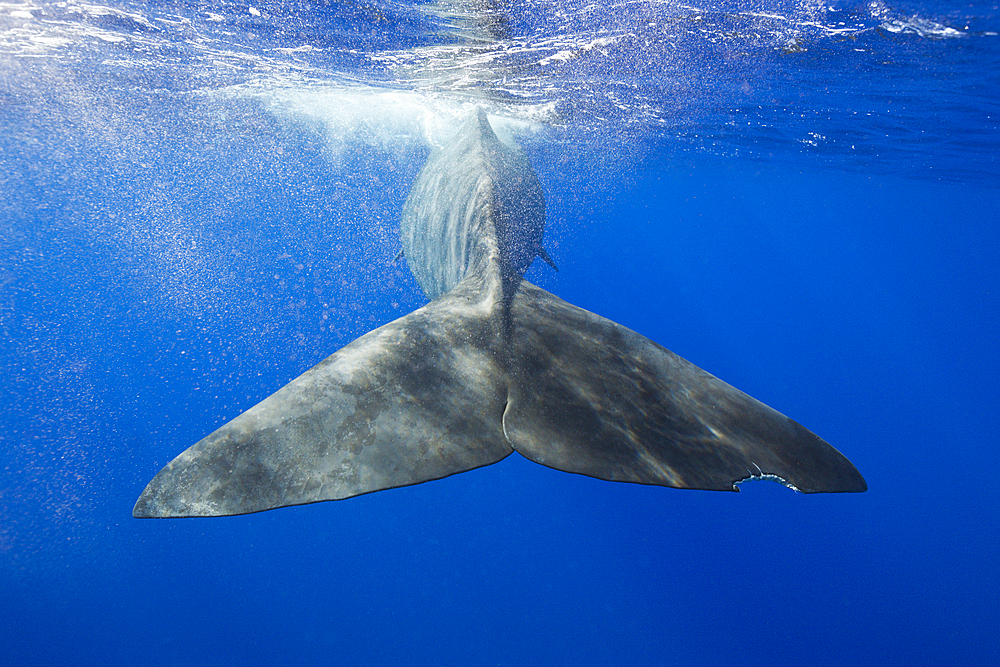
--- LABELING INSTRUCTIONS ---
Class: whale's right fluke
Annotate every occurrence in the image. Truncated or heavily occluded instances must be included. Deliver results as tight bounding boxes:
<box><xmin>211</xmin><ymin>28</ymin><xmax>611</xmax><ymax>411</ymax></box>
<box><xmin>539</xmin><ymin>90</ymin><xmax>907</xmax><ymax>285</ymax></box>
<box><xmin>503</xmin><ymin>281</ymin><xmax>866</xmax><ymax>493</ymax></box>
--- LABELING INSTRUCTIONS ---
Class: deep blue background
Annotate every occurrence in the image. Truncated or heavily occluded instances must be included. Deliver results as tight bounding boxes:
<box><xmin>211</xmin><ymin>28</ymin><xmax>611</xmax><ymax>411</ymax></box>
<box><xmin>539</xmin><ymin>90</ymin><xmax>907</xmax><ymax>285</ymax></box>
<box><xmin>2</xmin><ymin>1</ymin><xmax>999</xmax><ymax>665</ymax></box>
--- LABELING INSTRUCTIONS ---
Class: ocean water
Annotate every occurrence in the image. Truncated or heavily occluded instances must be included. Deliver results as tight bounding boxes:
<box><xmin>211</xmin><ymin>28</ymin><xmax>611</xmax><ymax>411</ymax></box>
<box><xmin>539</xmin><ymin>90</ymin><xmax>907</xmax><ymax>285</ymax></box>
<box><xmin>1</xmin><ymin>1</ymin><xmax>998</xmax><ymax>665</ymax></box>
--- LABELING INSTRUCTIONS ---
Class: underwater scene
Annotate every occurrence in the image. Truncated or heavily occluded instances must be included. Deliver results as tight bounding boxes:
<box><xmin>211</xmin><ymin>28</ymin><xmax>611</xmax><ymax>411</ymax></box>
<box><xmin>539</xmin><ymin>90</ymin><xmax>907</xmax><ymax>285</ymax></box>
<box><xmin>1</xmin><ymin>1</ymin><xmax>998</xmax><ymax>665</ymax></box>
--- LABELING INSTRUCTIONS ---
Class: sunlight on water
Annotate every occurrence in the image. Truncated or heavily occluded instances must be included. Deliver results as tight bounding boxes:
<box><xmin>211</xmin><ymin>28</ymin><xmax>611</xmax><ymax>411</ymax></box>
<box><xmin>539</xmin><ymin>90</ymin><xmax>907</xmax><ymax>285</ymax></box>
<box><xmin>1</xmin><ymin>0</ymin><xmax>969</xmax><ymax>125</ymax></box>
<box><xmin>1</xmin><ymin>0</ymin><xmax>982</xmax><ymax>179</ymax></box>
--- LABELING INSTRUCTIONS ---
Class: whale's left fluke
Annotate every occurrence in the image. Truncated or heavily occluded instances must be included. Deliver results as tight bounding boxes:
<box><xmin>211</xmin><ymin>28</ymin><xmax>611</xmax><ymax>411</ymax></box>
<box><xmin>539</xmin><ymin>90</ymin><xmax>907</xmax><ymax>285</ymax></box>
<box><xmin>132</xmin><ymin>273</ymin><xmax>514</xmax><ymax>518</ymax></box>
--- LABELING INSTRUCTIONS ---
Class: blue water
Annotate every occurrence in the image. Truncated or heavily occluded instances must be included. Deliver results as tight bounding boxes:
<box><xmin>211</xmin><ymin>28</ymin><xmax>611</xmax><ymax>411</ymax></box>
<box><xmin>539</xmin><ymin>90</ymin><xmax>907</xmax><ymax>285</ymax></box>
<box><xmin>2</xmin><ymin>1</ymin><xmax>998</xmax><ymax>665</ymax></box>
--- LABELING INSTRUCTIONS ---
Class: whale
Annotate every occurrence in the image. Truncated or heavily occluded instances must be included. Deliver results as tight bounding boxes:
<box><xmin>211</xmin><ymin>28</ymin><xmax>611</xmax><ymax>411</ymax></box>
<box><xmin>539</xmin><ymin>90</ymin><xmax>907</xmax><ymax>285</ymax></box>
<box><xmin>133</xmin><ymin>109</ymin><xmax>865</xmax><ymax>518</ymax></box>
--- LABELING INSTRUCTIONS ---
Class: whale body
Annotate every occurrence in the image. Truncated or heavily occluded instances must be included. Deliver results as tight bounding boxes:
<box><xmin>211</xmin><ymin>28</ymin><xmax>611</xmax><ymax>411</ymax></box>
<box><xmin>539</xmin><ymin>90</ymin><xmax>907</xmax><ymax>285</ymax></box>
<box><xmin>133</xmin><ymin>109</ymin><xmax>865</xmax><ymax>518</ymax></box>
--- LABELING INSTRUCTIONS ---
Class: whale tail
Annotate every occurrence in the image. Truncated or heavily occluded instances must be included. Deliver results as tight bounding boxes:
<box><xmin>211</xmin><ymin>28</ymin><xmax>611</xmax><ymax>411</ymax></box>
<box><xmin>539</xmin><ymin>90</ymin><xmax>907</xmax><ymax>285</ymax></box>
<box><xmin>134</xmin><ymin>109</ymin><xmax>864</xmax><ymax>519</ymax></box>
<box><xmin>133</xmin><ymin>274</ymin><xmax>864</xmax><ymax>519</ymax></box>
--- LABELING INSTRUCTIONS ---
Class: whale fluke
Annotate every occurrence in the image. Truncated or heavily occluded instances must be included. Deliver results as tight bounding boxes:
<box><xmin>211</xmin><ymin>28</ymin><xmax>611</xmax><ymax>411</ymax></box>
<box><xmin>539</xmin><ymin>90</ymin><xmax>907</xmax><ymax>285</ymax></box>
<box><xmin>133</xmin><ymin>274</ymin><xmax>514</xmax><ymax>518</ymax></box>
<box><xmin>504</xmin><ymin>282</ymin><xmax>865</xmax><ymax>493</ymax></box>
<box><xmin>134</xmin><ymin>109</ymin><xmax>864</xmax><ymax>518</ymax></box>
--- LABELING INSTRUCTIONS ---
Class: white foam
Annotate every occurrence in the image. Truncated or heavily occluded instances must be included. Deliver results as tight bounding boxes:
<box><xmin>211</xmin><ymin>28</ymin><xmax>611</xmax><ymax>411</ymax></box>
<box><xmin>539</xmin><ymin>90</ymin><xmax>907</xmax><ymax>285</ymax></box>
<box><xmin>225</xmin><ymin>83</ymin><xmax>551</xmax><ymax>157</ymax></box>
<box><xmin>881</xmin><ymin>18</ymin><xmax>964</xmax><ymax>38</ymax></box>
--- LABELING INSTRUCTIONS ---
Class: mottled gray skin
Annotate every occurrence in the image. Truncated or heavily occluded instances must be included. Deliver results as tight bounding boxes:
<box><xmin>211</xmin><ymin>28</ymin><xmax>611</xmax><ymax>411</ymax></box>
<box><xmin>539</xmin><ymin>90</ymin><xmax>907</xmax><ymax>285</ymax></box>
<box><xmin>401</xmin><ymin>108</ymin><xmax>548</xmax><ymax>305</ymax></box>
<box><xmin>134</xmin><ymin>110</ymin><xmax>865</xmax><ymax>518</ymax></box>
